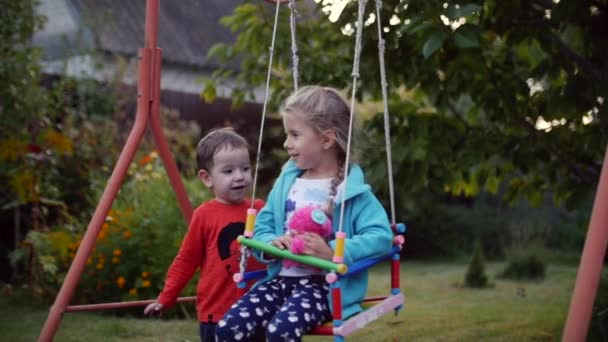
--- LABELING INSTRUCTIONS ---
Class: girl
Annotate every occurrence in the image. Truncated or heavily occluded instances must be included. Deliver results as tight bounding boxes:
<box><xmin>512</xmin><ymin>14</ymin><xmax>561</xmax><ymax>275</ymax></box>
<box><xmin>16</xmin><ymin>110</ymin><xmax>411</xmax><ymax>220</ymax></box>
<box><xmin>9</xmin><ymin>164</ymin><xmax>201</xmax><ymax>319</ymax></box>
<box><xmin>216</xmin><ymin>85</ymin><xmax>393</xmax><ymax>342</ymax></box>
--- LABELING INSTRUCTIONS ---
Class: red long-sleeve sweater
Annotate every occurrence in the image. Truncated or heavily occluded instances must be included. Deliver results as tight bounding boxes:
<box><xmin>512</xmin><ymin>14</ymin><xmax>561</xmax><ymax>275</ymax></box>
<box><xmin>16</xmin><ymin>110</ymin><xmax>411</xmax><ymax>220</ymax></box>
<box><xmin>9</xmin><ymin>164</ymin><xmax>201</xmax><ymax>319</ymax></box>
<box><xmin>157</xmin><ymin>198</ymin><xmax>265</xmax><ymax>322</ymax></box>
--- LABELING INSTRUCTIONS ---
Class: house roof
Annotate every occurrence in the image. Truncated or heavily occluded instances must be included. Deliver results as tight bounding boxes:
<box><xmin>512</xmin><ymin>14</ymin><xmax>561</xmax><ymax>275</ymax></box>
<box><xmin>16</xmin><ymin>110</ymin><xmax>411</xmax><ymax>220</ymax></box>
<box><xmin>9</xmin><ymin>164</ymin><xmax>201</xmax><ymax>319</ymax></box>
<box><xmin>70</xmin><ymin>0</ymin><xmax>240</xmax><ymax>70</ymax></box>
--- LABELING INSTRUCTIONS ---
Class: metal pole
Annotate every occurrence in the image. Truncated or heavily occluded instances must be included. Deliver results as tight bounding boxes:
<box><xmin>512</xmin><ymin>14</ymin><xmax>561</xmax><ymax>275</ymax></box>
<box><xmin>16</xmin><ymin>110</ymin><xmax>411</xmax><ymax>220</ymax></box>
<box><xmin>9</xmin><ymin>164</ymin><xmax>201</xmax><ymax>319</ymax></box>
<box><xmin>64</xmin><ymin>296</ymin><xmax>196</xmax><ymax>312</ymax></box>
<box><xmin>562</xmin><ymin>146</ymin><xmax>608</xmax><ymax>341</ymax></box>
<box><xmin>149</xmin><ymin>47</ymin><xmax>193</xmax><ymax>224</ymax></box>
<box><xmin>38</xmin><ymin>1</ymin><xmax>168</xmax><ymax>340</ymax></box>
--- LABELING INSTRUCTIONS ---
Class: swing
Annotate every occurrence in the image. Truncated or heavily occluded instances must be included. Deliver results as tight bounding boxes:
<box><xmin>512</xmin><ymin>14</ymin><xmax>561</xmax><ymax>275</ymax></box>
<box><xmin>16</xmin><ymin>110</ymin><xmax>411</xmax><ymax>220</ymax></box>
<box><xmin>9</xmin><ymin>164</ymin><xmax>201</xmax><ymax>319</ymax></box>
<box><xmin>233</xmin><ymin>0</ymin><xmax>407</xmax><ymax>339</ymax></box>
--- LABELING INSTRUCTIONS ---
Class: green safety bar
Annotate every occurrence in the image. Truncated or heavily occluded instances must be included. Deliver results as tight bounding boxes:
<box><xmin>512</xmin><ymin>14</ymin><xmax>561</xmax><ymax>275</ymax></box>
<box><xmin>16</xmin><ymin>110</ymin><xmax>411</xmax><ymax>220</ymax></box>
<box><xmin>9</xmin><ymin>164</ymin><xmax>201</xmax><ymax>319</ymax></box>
<box><xmin>237</xmin><ymin>236</ymin><xmax>347</xmax><ymax>274</ymax></box>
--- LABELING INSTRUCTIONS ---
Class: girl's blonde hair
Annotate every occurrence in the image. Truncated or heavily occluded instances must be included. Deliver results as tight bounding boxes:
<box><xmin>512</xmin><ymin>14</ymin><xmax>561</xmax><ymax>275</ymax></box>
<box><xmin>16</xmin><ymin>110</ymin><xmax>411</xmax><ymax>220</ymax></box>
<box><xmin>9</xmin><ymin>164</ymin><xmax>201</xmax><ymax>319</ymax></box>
<box><xmin>280</xmin><ymin>85</ymin><xmax>355</xmax><ymax>216</ymax></box>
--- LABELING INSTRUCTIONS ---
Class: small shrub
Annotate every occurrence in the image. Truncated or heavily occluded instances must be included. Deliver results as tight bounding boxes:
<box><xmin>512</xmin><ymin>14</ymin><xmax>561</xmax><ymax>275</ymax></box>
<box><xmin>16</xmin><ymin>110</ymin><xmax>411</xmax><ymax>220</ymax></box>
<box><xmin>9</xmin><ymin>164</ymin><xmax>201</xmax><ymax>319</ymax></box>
<box><xmin>498</xmin><ymin>252</ymin><xmax>546</xmax><ymax>281</ymax></box>
<box><xmin>465</xmin><ymin>241</ymin><xmax>488</xmax><ymax>288</ymax></box>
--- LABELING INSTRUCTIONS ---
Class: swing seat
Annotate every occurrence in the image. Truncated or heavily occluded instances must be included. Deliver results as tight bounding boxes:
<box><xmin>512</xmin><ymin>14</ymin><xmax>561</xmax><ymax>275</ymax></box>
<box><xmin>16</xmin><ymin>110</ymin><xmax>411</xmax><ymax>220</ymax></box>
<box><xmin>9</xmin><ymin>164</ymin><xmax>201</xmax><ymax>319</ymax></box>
<box><xmin>238</xmin><ymin>242</ymin><xmax>406</xmax><ymax>337</ymax></box>
<box><xmin>309</xmin><ymin>294</ymin><xmax>405</xmax><ymax>336</ymax></box>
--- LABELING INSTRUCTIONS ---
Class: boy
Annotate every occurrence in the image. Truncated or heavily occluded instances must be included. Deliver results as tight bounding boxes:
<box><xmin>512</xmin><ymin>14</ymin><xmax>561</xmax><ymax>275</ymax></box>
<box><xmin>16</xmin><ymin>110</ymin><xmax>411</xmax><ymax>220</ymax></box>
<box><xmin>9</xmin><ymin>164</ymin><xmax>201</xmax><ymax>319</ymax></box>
<box><xmin>144</xmin><ymin>127</ymin><xmax>264</xmax><ymax>342</ymax></box>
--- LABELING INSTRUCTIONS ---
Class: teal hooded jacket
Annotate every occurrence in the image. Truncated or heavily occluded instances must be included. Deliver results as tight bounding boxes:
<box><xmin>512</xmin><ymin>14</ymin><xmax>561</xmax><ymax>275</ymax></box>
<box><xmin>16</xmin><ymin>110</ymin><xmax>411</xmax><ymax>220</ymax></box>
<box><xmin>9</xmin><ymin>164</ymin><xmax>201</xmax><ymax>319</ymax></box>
<box><xmin>253</xmin><ymin>159</ymin><xmax>393</xmax><ymax>319</ymax></box>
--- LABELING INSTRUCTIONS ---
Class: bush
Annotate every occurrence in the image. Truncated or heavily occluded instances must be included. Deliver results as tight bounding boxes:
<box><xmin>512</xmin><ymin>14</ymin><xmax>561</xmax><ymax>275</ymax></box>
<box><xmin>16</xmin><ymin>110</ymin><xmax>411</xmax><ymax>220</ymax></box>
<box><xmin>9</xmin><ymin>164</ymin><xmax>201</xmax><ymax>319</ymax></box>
<box><xmin>400</xmin><ymin>200</ymin><xmax>511</xmax><ymax>260</ymax></box>
<box><xmin>465</xmin><ymin>241</ymin><xmax>488</xmax><ymax>288</ymax></box>
<box><xmin>13</xmin><ymin>152</ymin><xmax>211</xmax><ymax>316</ymax></box>
<box><xmin>498</xmin><ymin>251</ymin><xmax>546</xmax><ymax>281</ymax></box>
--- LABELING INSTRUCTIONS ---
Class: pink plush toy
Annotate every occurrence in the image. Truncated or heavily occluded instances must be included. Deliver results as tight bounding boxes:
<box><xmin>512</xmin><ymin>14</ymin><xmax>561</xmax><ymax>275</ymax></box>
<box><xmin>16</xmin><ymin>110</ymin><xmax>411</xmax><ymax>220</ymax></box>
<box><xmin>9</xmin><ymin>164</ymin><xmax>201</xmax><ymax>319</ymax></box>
<box><xmin>283</xmin><ymin>206</ymin><xmax>333</xmax><ymax>269</ymax></box>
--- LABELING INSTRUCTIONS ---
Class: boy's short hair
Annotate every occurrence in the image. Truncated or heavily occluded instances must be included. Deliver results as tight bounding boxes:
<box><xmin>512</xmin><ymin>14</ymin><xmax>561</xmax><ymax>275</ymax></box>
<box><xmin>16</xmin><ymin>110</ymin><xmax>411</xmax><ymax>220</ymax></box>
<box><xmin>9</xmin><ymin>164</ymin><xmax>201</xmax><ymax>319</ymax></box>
<box><xmin>196</xmin><ymin>127</ymin><xmax>249</xmax><ymax>171</ymax></box>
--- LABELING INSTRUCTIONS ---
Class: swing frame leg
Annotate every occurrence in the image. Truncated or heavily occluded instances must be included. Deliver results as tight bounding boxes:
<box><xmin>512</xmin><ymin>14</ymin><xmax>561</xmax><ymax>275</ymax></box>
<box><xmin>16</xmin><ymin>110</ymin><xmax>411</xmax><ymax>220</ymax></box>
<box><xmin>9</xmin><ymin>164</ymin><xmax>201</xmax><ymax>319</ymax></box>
<box><xmin>37</xmin><ymin>1</ymin><xmax>192</xmax><ymax>340</ymax></box>
<box><xmin>562</xmin><ymin>147</ymin><xmax>608</xmax><ymax>341</ymax></box>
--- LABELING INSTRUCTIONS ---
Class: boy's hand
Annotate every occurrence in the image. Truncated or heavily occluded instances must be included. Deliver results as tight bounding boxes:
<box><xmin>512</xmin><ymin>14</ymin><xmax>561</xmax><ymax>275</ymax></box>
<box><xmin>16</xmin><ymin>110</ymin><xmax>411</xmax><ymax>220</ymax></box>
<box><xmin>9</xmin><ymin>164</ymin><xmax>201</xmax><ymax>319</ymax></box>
<box><xmin>271</xmin><ymin>234</ymin><xmax>292</xmax><ymax>250</ymax></box>
<box><xmin>144</xmin><ymin>301</ymin><xmax>163</xmax><ymax>316</ymax></box>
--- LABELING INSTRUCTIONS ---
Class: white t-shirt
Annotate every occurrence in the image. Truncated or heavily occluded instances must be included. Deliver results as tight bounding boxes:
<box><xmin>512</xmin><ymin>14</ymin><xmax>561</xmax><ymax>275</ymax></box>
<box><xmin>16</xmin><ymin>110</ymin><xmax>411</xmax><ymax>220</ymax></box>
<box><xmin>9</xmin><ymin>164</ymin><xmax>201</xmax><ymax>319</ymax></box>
<box><xmin>279</xmin><ymin>177</ymin><xmax>337</xmax><ymax>277</ymax></box>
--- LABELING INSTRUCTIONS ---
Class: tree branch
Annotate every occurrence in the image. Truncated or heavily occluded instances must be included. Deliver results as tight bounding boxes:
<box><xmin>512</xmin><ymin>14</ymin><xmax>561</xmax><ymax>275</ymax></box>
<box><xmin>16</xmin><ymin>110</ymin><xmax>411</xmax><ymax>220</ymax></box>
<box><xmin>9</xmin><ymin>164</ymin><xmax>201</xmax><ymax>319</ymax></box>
<box><xmin>513</xmin><ymin>16</ymin><xmax>606</xmax><ymax>81</ymax></box>
<box><xmin>532</xmin><ymin>0</ymin><xmax>556</xmax><ymax>10</ymax></box>
<box><xmin>547</xmin><ymin>30</ymin><xmax>605</xmax><ymax>81</ymax></box>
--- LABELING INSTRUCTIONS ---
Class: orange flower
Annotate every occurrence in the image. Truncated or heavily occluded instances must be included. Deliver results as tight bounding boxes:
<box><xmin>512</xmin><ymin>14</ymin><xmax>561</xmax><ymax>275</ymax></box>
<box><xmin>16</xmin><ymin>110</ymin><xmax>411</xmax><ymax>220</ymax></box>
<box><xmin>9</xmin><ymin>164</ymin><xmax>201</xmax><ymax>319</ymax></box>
<box><xmin>129</xmin><ymin>288</ymin><xmax>138</xmax><ymax>296</ymax></box>
<box><xmin>139</xmin><ymin>155</ymin><xmax>153</xmax><ymax>166</ymax></box>
<box><xmin>96</xmin><ymin>263</ymin><xmax>104</xmax><ymax>270</ymax></box>
<box><xmin>112</xmin><ymin>257</ymin><xmax>120</xmax><ymax>264</ymax></box>
<box><xmin>43</xmin><ymin>130</ymin><xmax>73</xmax><ymax>155</ymax></box>
<box><xmin>123</xmin><ymin>230</ymin><xmax>132</xmax><ymax>239</ymax></box>
<box><xmin>142</xmin><ymin>280</ymin><xmax>151</xmax><ymax>288</ymax></box>
<box><xmin>116</xmin><ymin>276</ymin><xmax>126</xmax><ymax>288</ymax></box>
<box><xmin>141</xmin><ymin>271</ymin><xmax>150</xmax><ymax>278</ymax></box>
<box><xmin>112</xmin><ymin>249</ymin><xmax>122</xmax><ymax>257</ymax></box>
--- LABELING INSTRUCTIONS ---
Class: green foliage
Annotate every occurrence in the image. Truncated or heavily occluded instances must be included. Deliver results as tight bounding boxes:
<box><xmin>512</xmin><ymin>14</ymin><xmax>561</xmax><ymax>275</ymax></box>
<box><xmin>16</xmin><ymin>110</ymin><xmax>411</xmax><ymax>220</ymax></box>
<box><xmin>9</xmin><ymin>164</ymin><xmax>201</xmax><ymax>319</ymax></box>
<box><xmin>465</xmin><ymin>241</ymin><xmax>489</xmax><ymax>288</ymax></box>
<box><xmin>142</xmin><ymin>107</ymin><xmax>201</xmax><ymax>178</ymax></box>
<box><xmin>0</xmin><ymin>0</ymin><xmax>47</xmax><ymax>131</ymax></box>
<box><xmin>498</xmin><ymin>250</ymin><xmax>546</xmax><ymax>281</ymax></box>
<box><xmin>1</xmin><ymin>1</ymin><xmax>202</xmax><ymax>291</ymax></box>
<box><xmin>205</xmin><ymin>2</ymin><xmax>353</xmax><ymax>112</ymax></box>
<box><xmin>13</xmin><ymin>154</ymin><xmax>210</xmax><ymax>313</ymax></box>
<box><xmin>206</xmin><ymin>0</ymin><xmax>606</xmax><ymax>220</ymax></box>
<box><xmin>0</xmin><ymin>0</ymin><xmax>121</xmax><ymax>236</ymax></box>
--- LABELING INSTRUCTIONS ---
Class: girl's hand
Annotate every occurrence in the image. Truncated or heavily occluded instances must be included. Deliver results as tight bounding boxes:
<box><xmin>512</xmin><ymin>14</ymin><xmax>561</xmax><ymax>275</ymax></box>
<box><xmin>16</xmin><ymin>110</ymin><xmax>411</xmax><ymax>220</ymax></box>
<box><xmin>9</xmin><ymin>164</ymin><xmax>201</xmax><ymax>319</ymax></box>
<box><xmin>143</xmin><ymin>301</ymin><xmax>163</xmax><ymax>316</ymax></box>
<box><xmin>300</xmin><ymin>233</ymin><xmax>333</xmax><ymax>260</ymax></box>
<box><xmin>271</xmin><ymin>234</ymin><xmax>292</xmax><ymax>250</ymax></box>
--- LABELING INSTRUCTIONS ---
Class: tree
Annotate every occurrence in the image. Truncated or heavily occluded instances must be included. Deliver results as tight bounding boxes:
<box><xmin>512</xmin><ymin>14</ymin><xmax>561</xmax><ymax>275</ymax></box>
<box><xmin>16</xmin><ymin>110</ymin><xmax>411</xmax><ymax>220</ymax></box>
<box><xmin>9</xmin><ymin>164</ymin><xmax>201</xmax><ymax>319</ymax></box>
<box><xmin>0</xmin><ymin>0</ymin><xmax>121</xmax><ymax>282</ymax></box>
<box><xmin>465</xmin><ymin>240</ymin><xmax>488</xmax><ymax>288</ymax></box>
<box><xmin>205</xmin><ymin>0</ymin><xmax>607</xmax><ymax>216</ymax></box>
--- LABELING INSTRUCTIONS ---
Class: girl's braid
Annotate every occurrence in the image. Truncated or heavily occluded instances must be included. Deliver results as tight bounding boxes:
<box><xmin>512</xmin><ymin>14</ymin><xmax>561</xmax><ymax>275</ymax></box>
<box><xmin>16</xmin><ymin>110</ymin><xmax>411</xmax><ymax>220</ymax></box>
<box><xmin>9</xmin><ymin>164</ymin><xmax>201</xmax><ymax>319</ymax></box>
<box><xmin>326</xmin><ymin>161</ymin><xmax>345</xmax><ymax>217</ymax></box>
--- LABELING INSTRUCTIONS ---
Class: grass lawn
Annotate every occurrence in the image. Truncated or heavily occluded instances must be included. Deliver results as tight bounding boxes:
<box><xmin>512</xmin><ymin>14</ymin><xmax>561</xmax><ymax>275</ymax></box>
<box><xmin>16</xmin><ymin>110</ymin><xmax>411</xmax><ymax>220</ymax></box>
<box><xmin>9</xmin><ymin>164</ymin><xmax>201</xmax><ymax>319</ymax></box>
<box><xmin>1</xmin><ymin>261</ymin><xmax>578</xmax><ymax>341</ymax></box>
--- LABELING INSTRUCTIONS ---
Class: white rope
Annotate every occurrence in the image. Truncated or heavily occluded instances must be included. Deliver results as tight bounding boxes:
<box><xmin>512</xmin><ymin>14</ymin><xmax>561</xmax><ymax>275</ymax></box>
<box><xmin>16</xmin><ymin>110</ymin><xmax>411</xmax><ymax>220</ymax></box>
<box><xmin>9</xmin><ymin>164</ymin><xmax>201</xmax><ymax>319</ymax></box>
<box><xmin>338</xmin><ymin>0</ymin><xmax>367</xmax><ymax>234</ymax></box>
<box><xmin>243</xmin><ymin>0</ymin><xmax>282</xmax><ymax>276</ymax></box>
<box><xmin>250</xmin><ymin>0</ymin><xmax>282</xmax><ymax>208</ymax></box>
<box><xmin>288</xmin><ymin>0</ymin><xmax>299</xmax><ymax>91</ymax></box>
<box><xmin>374</xmin><ymin>0</ymin><xmax>396</xmax><ymax>226</ymax></box>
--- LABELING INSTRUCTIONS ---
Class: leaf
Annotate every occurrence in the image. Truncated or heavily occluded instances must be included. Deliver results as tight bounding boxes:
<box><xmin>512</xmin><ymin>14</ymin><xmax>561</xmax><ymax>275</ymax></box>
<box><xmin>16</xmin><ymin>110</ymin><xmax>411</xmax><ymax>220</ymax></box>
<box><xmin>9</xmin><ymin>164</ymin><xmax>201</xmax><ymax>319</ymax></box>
<box><xmin>446</xmin><ymin>4</ymin><xmax>481</xmax><ymax>20</ymax></box>
<box><xmin>458</xmin><ymin>4</ymin><xmax>482</xmax><ymax>18</ymax></box>
<box><xmin>406</xmin><ymin>21</ymin><xmax>433</xmax><ymax>34</ymax></box>
<box><xmin>466</xmin><ymin>106</ymin><xmax>480</xmax><ymax>125</ymax></box>
<box><xmin>485</xmin><ymin>176</ymin><xmax>500</xmax><ymax>194</ymax></box>
<box><xmin>453</xmin><ymin>30</ymin><xmax>479</xmax><ymax>48</ymax></box>
<box><xmin>200</xmin><ymin>83</ymin><xmax>216</xmax><ymax>103</ymax></box>
<box><xmin>528</xmin><ymin>191</ymin><xmax>543</xmax><ymax>207</ymax></box>
<box><xmin>422</xmin><ymin>31</ymin><xmax>448</xmax><ymax>59</ymax></box>
<box><xmin>207</xmin><ymin>44</ymin><xmax>226</xmax><ymax>59</ymax></box>
<box><xmin>446</xmin><ymin>6</ymin><xmax>461</xmax><ymax>20</ymax></box>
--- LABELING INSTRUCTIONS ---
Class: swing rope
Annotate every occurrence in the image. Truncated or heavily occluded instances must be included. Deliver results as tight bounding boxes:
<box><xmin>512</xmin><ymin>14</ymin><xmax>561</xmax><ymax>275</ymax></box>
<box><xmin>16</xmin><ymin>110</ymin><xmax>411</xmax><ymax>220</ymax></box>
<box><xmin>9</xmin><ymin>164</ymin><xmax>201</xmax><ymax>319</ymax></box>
<box><xmin>241</xmin><ymin>0</ymin><xmax>282</xmax><ymax>278</ymax></box>
<box><xmin>241</xmin><ymin>0</ymin><xmax>401</xmax><ymax>278</ymax></box>
<box><xmin>373</xmin><ymin>0</ymin><xmax>397</xmax><ymax>226</ymax></box>
<box><xmin>249</xmin><ymin>0</ymin><xmax>282</xmax><ymax>209</ymax></box>
<box><xmin>337</xmin><ymin>0</ymin><xmax>368</xmax><ymax>235</ymax></box>
<box><xmin>288</xmin><ymin>0</ymin><xmax>300</xmax><ymax>91</ymax></box>
<box><xmin>236</xmin><ymin>2</ymin><xmax>405</xmax><ymax>334</ymax></box>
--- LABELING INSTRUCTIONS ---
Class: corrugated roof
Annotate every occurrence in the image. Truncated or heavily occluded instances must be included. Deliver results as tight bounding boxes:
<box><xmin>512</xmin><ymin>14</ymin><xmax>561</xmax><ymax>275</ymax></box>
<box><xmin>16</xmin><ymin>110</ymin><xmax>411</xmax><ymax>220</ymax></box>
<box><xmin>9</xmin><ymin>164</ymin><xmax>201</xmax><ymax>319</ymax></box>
<box><xmin>70</xmin><ymin>0</ymin><xmax>240</xmax><ymax>69</ymax></box>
